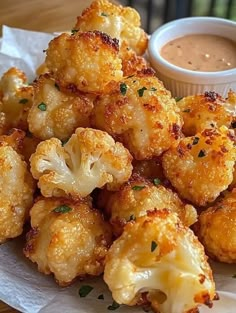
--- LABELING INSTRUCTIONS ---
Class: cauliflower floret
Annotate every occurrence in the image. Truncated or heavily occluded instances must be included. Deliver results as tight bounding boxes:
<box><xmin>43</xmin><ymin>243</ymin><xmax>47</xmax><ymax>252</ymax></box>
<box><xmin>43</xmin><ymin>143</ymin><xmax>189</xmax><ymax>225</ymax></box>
<box><xmin>0</xmin><ymin>141</ymin><xmax>35</xmax><ymax>243</ymax></box>
<box><xmin>27</xmin><ymin>74</ymin><xmax>94</xmax><ymax>140</ymax></box>
<box><xmin>104</xmin><ymin>210</ymin><xmax>216</xmax><ymax>313</ymax></box>
<box><xmin>24</xmin><ymin>197</ymin><xmax>112</xmax><ymax>285</ymax></box>
<box><xmin>196</xmin><ymin>189</ymin><xmax>236</xmax><ymax>263</ymax></box>
<box><xmin>0</xmin><ymin>67</ymin><xmax>33</xmax><ymax>134</ymax></box>
<box><xmin>91</xmin><ymin>69</ymin><xmax>183</xmax><ymax>160</ymax></box>
<box><xmin>74</xmin><ymin>0</ymin><xmax>148</xmax><ymax>55</ymax></box>
<box><xmin>30</xmin><ymin>127</ymin><xmax>133</xmax><ymax>198</ymax></box>
<box><xmin>162</xmin><ymin>127</ymin><xmax>236</xmax><ymax>206</ymax></box>
<box><xmin>98</xmin><ymin>174</ymin><xmax>197</xmax><ymax>236</ymax></box>
<box><xmin>178</xmin><ymin>91</ymin><xmax>233</xmax><ymax>136</ymax></box>
<box><xmin>45</xmin><ymin>31</ymin><xmax>123</xmax><ymax>94</ymax></box>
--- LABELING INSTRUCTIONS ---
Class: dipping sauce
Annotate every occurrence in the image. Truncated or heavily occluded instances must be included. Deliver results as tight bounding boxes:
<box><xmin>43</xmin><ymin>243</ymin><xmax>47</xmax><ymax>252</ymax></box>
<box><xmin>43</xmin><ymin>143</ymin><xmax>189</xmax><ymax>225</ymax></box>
<box><xmin>161</xmin><ymin>34</ymin><xmax>236</xmax><ymax>72</ymax></box>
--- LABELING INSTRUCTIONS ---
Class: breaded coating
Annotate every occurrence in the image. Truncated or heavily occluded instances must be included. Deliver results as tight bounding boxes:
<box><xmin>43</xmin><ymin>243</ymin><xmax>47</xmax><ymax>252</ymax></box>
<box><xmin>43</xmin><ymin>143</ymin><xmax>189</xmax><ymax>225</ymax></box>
<box><xmin>104</xmin><ymin>210</ymin><xmax>216</xmax><ymax>313</ymax></box>
<box><xmin>98</xmin><ymin>174</ymin><xmax>197</xmax><ymax>236</ymax></box>
<box><xmin>45</xmin><ymin>31</ymin><xmax>123</xmax><ymax>94</ymax></box>
<box><xmin>0</xmin><ymin>67</ymin><xmax>33</xmax><ymax>134</ymax></box>
<box><xmin>30</xmin><ymin>127</ymin><xmax>133</xmax><ymax>198</ymax></box>
<box><xmin>132</xmin><ymin>158</ymin><xmax>165</xmax><ymax>181</ymax></box>
<box><xmin>74</xmin><ymin>0</ymin><xmax>148</xmax><ymax>55</ymax></box>
<box><xmin>0</xmin><ymin>141</ymin><xmax>35</xmax><ymax>243</ymax></box>
<box><xmin>162</xmin><ymin>127</ymin><xmax>236</xmax><ymax>206</ymax></box>
<box><xmin>91</xmin><ymin>70</ymin><xmax>183</xmax><ymax>160</ymax></box>
<box><xmin>197</xmin><ymin>189</ymin><xmax>236</xmax><ymax>263</ymax></box>
<box><xmin>24</xmin><ymin>197</ymin><xmax>112</xmax><ymax>285</ymax></box>
<box><xmin>27</xmin><ymin>74</ymin><xmax>94</xmax><ymax>140</ymax></box>
<box><xmin>178</xmin><ymin>91</ymin><xmax>234</xmax><ymax>136</ymax></box>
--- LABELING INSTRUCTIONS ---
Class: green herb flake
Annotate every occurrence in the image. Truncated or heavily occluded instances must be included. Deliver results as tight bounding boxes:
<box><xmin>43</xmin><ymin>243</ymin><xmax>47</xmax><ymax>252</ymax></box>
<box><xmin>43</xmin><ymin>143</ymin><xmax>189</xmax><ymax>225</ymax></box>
<box><xmin>132</xmin><ymin>185</ymin><xmax>145</xmax><ymax>191</ymax></box>
<box><xmin>198</xmin><ymin>149</ymin><xmax>206</xmax><ymax>158</ymax></box>
<box><xmin>183</xmin><ymin>108</ymin><xmax>190</xmax><ymax>113</ymax></box>
<box><xmin>120</xmin><ymin>83</ymin><xmax>127</xmax><ymax>96</ymax></box>
<box><xmin>54</xmin><ymin>83</ymin><xmax>60</xmax><ymax>91</ymax></box>
<box><xmin>138</xmin><ymin>87</ymin><xmax>147</xmax><ymax>97</ymax></box>
<box><xmin>71</xmin><ymin>29</ymin><xmax>79</xmax><ymax>35</ymax></box>
<box><xmin>153</xmin><ymin>178</ymin><xmax>161</xmax><ymax>186</ymax></box>
<box><xmin>175</xmin><ymin>96</ymin><xmax>183</xmax><ymax>102</ymax></box>
<box><xmin>19</xmin><ymin>98</ymin><xmax>28</xmax><ymax>104</ymax></box>
<box><xmin>192</xmin><ymin>137</ymin><xmax>199</xmax><ymax>145</ymax></box>
<box><xmin>150</xmin><ymin>87</ymin><xmax>157</xmax><ymax>91</ymax></box>
<box><xmin>52</xmin><ymin>205</ymin><xmax>72</xmax><ymax>214</ymax></box>
<box><xmin>61</xmin><ymin>138</ymin><xmax>69</xmax><ymax>146</ymax></box>
<box><xmin>151</xmin><ymin>240</ymin><xmax>158</xmax><ymax>252</ymax></box>
<box><xmin>128</xmin><ymin>214</ymin><xmax>136</xmax><ymax>221</ymax></box>
<box><xmin>98</xmin><ymin>294</ymin><xmax>104</xmax><ymax>300</ymax></box>
<box><xmin>107</xmin><ymin>300</ymin><xmax>120</xmax><ymax>310</ymax></box>
<box><xmin>101</xmin><ymin>12</ymin><xmax>108</xmax><ymax>17</ymax></box>
<box><xmin>78</xmin><ymin>285</ymin><xmax>93</xmax><ymax>298</ymax></box>
<box><xmin>37</xmin><ymin>102</ymin><xmax>47</xmax><ymax>111</ymax></box>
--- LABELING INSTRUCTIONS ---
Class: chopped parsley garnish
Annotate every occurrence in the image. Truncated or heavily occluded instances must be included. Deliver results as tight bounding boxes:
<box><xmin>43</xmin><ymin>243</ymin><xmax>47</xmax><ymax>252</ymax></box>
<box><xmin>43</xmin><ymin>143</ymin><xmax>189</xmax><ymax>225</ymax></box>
<box><xmin>71</xmin><ymin>29</ymin><xmax>79</xmax><ymax>35</ymax></box>
<box><xmin>128</xmin><ymin>214</ymin><xmax>136</xmax><ymax>221</ymax></box>
<box><xmin>78</xmin><ymin>285</ymin><xmax>93</xmax><ymax>298</ymax></box>
<box><xmin>19</xmin><ymin>98</ymin><xmax>28</xmax><ymax>104</ymax></box>
<box><xmin>52</xmin><ymin>205</ymin><xmax>72</xmax><ymax>214</ymax></box>
<box><xmin>153</xmin><ymin>178</ymin><xmax>161</xmax><ymax>186</ymax></box>
<box><xmin>54</xmin><ymin>83</ymin><xmax>60</xmax><ymax>91</ymax></box>
<box><xmin>101</xmin><ymin>12</ymin><xmax>108</xmax><ymax>16</ymax></box>
<box><xmin>183</xmin><ymin>108</ymin><xmax>190</xmax><ymax>113</ymax></box>
<box><xmin>175</xmin><ymin>96</ymin><xmax>183</xmax><ymax>102</ymax></box>
<box><xmin>150</xmin><ymin>87</ymin><xmax>157</xmax><ymax>91</ymax></box>
<box><xmin>198</xmin><ymin>149</ymin><xmax>206</xmax><ymax>158</ymax></box>
<box><xmin>107</xmin><ymin>300</ymin><xmax>120</xmax><ymax>310</ymax></box>
<box><xmin>151</xmin><ymin>240</ymin><xmax>158</xmax><ymax>252</ymax></box>
<box><xmin>61</xmin><ymin>138</ymin><xmax>69</xmax><ymax>146</ymax></box>
<box><xmin>138</xmin><ymin>87</ymin><xmax>147</xmax><ymax>97</ymax></box>
<box><xmin>37</xmin><ymin>102</ymin><xmax>47</xmax><ymax>111</ymax></box>
<box><xmin>132</xmin><ymin>185</ymin><xmax>145</xmax><ymax>191</ymax></box>
<box><xmin>192</xmin><ymin>137</ymin><xmax>199</xmax><ymax>145</ymax></box>
<box><xmin>98</xmin><ymin>294</ymin><xmax>104</xmax><ymax>300</ymax></box>
<box><xmin>120</xmin><ymin>83</ymin><xmax>127</xmax><ymax>96</ymax></box>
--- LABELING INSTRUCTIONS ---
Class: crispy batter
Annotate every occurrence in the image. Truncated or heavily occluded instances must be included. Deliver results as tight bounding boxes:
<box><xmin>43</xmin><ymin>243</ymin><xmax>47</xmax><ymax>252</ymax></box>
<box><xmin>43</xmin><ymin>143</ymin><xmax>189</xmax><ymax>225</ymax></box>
<box><xmin>91</xmin><ymin>70</ymin><xmax>183</xmax><ymax>160</ymax></box>
<box><xmin>98</xmin><ymin>174</ymin><xmax>197</xmax><ymax>236</ymax></box>
<box><xmin>162</xmin><ymin>127</ymin><xmax>236</xmax><ymax>206</ymax></box>
<box><xmin>28</xmin><ymin>74</ymin><xmax>94</xmax><ymax>140</ymax></box>
<box><xmin>104</xmin><ymin>210</ymin><xmax>216</xmax><ymax>313</ymax></box>
<box><xmin>0</xmin><ymin>67</ymin><xmax>33</xmax><ymax>134</ymax></box>
<box><xmin>24</xmin><ymin>197</ymin><xmax>112</xmax><ymax>285</ymax></box>
<box><xmin>45</xmin><ymin>31</ymin><xmax>123</xmax><ymax>93</ymax></box>
<box><xmin>74</xmin><ymin>0</ymin><xmax>148</xmax><ymax>55</ymax></box>
<box><xmin>30</xmin><ymin>127</ymin><xmax>133</xmax><ymax>198</ymax></box>
<box><xmin>0</xmin><ymin>140</ymin><xmax>35</xmax><ymax>243</ymax></box>
<box><xmin>178</xmin><ymin>91</ymin><xmax>234</xmax><ymax>136</ymax></box>
<box><xmin>197</xmin><ymin>189</ymin><xmax>236</xmax><ymax>263</ymax></box>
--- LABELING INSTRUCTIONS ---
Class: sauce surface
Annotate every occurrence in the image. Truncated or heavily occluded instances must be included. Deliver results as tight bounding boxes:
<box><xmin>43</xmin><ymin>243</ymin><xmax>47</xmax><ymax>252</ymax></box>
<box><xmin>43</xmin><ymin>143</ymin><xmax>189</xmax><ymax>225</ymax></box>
<box><xmin>161</xmin><ymin>34</ymin><xmax>236</xmax><ymax>72</ymax></box>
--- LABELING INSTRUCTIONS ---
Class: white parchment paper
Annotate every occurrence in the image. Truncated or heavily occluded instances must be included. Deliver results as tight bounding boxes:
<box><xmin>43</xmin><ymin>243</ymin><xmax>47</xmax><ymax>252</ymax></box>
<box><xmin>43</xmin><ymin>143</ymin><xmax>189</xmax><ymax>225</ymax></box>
<box><xmin>0</xmin><ymin>26</ymin><xmax>236</xmax><ymax>313</ymax></box>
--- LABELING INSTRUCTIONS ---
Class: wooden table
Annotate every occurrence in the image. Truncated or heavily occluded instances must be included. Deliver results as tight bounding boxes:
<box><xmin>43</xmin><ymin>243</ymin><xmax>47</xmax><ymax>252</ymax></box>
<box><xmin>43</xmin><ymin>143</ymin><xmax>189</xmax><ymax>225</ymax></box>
<box><xmin>0</xmin><ymin>1</ymin><xmax>122</xmax><ymax>311</ymax></box>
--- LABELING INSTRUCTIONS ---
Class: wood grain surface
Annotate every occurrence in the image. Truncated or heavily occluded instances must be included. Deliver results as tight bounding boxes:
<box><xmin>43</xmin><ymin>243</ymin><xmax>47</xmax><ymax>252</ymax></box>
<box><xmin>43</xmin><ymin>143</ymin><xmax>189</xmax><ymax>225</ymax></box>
<box><xmin>0</xmin><ymin>1</ymin><xmax>118</xmax><ymax>312</ymax></box>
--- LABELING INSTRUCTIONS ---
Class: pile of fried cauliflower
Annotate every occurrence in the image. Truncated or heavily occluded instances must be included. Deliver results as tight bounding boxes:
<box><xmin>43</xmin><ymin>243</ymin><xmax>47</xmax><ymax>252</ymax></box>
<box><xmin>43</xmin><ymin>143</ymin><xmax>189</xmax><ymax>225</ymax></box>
<box><xmin>1</xmin><ymin>1</ymin><xmax>236</xmax><ymax>312</ymax></box>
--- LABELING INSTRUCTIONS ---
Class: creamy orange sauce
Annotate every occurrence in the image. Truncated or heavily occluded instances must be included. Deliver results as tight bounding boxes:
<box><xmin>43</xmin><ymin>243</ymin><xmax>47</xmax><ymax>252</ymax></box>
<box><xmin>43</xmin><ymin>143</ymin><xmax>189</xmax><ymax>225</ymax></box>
<box><xmin>161</xmin><ymin>34</ymin><xmax>236</xmax><ymax>72</ymax></box>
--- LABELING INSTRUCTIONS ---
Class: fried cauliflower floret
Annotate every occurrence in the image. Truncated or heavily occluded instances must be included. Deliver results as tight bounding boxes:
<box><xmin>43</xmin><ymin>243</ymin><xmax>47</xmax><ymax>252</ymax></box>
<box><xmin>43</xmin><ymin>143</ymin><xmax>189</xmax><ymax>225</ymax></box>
<box><xmin>24</xmin><ymin>197</ymin><xmax>112</xmax><ymax>285</ymax></box>
<box><xmin>27</xmin><ymin>74</ymin><xmax>94</xmax><ymax>141</ymax></box>
<box><xmin>178</xmin><ymin>91</ymin><xmax>234</xmax><ymax>136</ymax></box>
<box><xmin>98</xmin><ymin>174</ymin><xmax>197</xmax><ymax>236</ymax></box>
<box><xmin>45</xmin><ymin>31</ymin><xmax>123</xmax><ymax>94</ymax></box>
<box><xmin>197</xmin><ymin>189</ymin><xmax>236</xmax><ymax>263</ymax></box>
<box><xmin>0</xmin><ymin>67</ymin><xmax>33</xmax><ymax>134</ymax></box>
<box><xmin>162</xmin><ymin>127</ymin><xmax>236</xmax><ymax>206</ymax></box>
<box><xmin>91</xmin><ymin>70</ymin><xmax>183</xmax><ymax>160</ymax></box>
<box><xmin>74</xmin><ymin>0</ymin><xmax>148</xmax><ymax>55</ymax></box>
<box><xmin>0</xmin><ymin>142</ymin><xmax>35</xmax><ymax>243</ymax></box>
<box><xmin>30</xmin><ymin>127</ymin><xmax>133</xmax><ymax>198</ymax></box>
<box><xmin>104</xmin><ymin>210</ymin><xmax>216</xmax><ymax>313</ymax></box>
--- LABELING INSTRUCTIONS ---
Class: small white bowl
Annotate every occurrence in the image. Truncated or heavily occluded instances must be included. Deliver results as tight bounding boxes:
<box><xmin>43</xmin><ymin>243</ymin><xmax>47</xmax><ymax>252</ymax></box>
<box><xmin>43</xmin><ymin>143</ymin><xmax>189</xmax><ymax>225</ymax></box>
<box><xmin>148</xmin><ymin>17</ymin><xmax>236</xmax><ymax>97</ymax></box>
